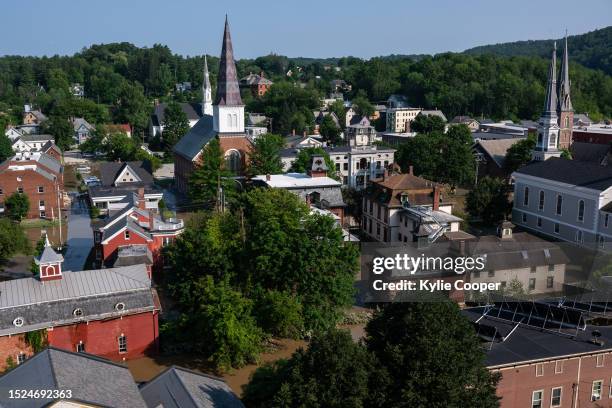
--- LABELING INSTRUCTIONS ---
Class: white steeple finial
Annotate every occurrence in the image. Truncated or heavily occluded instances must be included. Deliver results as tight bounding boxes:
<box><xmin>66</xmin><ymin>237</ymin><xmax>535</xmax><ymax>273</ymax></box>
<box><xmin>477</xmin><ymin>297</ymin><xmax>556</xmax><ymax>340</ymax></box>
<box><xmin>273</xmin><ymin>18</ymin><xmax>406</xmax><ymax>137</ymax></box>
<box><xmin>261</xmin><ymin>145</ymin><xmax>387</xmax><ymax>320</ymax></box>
<box><xmin>202</xmin><ymin>55</ymin><xmax>213</xmax><ymax>116</ymax></box>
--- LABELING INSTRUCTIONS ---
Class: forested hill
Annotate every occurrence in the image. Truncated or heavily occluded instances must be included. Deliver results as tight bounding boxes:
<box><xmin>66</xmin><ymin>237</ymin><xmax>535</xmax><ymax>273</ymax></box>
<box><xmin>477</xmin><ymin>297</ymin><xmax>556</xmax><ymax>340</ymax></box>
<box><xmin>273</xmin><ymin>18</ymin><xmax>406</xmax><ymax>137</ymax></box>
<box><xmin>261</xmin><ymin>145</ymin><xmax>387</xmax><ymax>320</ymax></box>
<box><xmin>464</xmin><ymin>26</ymin><xmax>612</xmax><ymax>75</ymax></box>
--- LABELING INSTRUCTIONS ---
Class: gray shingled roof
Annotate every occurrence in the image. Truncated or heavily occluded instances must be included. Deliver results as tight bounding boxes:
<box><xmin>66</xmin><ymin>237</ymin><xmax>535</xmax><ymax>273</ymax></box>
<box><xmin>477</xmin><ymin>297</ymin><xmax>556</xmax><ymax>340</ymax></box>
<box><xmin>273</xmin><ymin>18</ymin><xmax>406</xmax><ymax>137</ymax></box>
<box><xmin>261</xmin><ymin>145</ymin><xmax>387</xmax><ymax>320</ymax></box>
<box><xmin>36</xmin><ymin>153</ymin><xmax>62</xmax><ymax>175</ymax></box>
<box><xmin>570</xmin><ymin>142</ymin><xmax>610</xmax><ymax>165</ymax></box>
<box><xmin>0</xmin><ymin>264</ymin><xmax>154</xmax><ymax>336</ymax></box>
<box><xmin>140</xmin><ymin>366</ymin><xmax>244</xmax><ymax>408</ymax></box>
<box><xmin>101</xmin><ymin>217</ymin><xmax>152</xmax><ymax>244</ymax></box>
<box><xmin>153</xmin><ymin>102</ymin><xmax>203</xmax><ymax>124</ymax></box>
<box><xmin>0</xmin><ymin>348</ymin><xmax>147</xmax><ymax>408</ymax></box>
<box><xmin>72</xmin><ymin>117</ymin><xmax>95</xmax><ymax>132</ymax></box>
<box><xmin>514</xmin><ymin>157</ymin><xmax>612</xmax><ymax>191</ymax></box>
<box><xmin>215</xmin><ymin>18</ymin><xmax>243</xmax><ymax>106</ymax></box>
<box><xmin>35</xmin><ymin>246</ymin><xmax>64</xmax><ymax>265</ymax></box>
<box><xmin>474</xmin><ymin>138</ymin><xmax>525</xmax><ymax>168</ymax></box>
<box><xmin>99</xmin><ymin>161</ymin><xmax>154</xmax><ymax>187</ymax></box>
<box><xmin>173</xmin><ymin>114</ymin><xmax>216</xmax><ymax>161</ymax></box>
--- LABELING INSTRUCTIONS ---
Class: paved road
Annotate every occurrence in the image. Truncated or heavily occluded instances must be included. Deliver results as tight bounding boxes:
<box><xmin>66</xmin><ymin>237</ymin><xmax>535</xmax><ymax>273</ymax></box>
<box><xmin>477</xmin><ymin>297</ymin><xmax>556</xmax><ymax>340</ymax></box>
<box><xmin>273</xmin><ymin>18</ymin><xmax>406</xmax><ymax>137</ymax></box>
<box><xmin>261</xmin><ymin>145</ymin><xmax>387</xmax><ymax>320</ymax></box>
<box><xmin>62</xmin><ymin>195</ymin><xmax>94</xmax><ymax>272</ymax></box>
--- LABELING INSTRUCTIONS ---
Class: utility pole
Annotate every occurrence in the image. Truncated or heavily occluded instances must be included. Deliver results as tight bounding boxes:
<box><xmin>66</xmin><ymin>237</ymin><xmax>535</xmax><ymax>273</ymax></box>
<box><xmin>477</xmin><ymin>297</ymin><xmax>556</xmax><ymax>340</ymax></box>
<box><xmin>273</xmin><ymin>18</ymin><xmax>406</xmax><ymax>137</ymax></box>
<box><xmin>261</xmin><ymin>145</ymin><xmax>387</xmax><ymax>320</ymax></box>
<box><xmin>56</xmin><ymin>185</ymin><xmax>63</xmax><ymax>249</ymax></box>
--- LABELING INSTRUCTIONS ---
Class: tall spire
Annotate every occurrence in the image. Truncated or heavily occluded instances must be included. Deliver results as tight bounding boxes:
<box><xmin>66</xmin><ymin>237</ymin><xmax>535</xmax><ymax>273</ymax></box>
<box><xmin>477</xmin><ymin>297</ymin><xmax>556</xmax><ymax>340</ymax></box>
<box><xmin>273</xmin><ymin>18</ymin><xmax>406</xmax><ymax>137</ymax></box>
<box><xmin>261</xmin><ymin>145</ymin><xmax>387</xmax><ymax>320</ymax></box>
<box><xmin>542</xmin><ymin>42</ymin><xmax>558</xmax><ymax>118</ymax></box>
<box><xmin>558</xmin><ymin>34</ymin><xmax>573</xmax><ymax>112</ymax></box>
<box><xmin>214</xmin><ymin>16</ymin><xmax>243</xmax><ymax>106</ymax></box>
<box><xmin>202</xmin><ymin>55</ymin><xmax>213</xmax><ymax>116</ymax></box>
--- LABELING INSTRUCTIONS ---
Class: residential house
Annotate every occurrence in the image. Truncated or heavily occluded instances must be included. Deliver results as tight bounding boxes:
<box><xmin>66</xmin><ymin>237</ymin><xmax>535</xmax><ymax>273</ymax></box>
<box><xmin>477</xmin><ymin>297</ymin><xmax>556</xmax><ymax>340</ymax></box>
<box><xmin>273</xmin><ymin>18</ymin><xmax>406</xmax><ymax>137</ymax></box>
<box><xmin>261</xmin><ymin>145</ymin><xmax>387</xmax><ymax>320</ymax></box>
<box><xmin>71</xmin><ymin>117</ymin><xmax>95</xmax><ymax>145</ymax></box>
<box><xmin>92</xmin><ymin>190</ymin><xmax>184</xmax><ymax>270</ymax></box>
<box><xmin>175</xmin><ymin>81</ymin><xmax>192</xmax><ymax>93</ymax></box>
<box><xmin>22</xmin><ymin>105</ymin><xmax>47</xmax><ymax>126</ymax></box>
<box><xmin>150</xmin><ymin>102</ymin><xmax>203</xmax><ymax>139</ymax></box>
<box><xmin>361</xmin><ymin>169</ymin><xmax>455</xmax><ymax>243</ymax></box>
<box><xmin>331</xmin><ymin>79</ymin><xmax>351</xmax><ymax>93</ymax></box>
<box><xmin>386</xmin><ymin>106</ymin><xmax>423</xmax><ymax>133</ymax></box>
<box><xmin>89</xmin><ymin>161</ymin><xmax>163</xmax><ymax>212</ymax></box>
<box><xmin>0</xmin><ymin>348</ymin><xmax>244</xmax><ymax>408</ymax></box>
<box><xmin>512</xmin><ymin>157</ymin><xmax>612</xmax><ymax>250</ymax></box>
<box><xmin>240</xmin><ymin>72</ymin><xmax>273</xmax><ymax>97</ymax></box>
<box><xmin>11</xmin><ymin>134</ymin><xmax>54</xmax><ymax>153</ymax></box>
<box><xmin>173</xmin><ymin>18</ymin><xmax>253</xmax><ymax>194</ymax></box>
<box><xmin>344</xmin><ymin>106</ymin><xmax>358</xmax><ymax>128</ymax></box>
<box><xmin>253</xmin><ymin>155</ymin><xmax>346</xmax><ymax>224</ymax></box>
<box><xmin>345</xmin><ymin>116</ymin><xmax>379</xmax><ymax>147</ymax></box>
<box><xmin>574</xmin><ymin>113</ymin><xmax>593</xmax><ymax>127</ymax></box>
<box><xmin>0</xmin><ymin>242</ymin><xmax>159</xmax><ymax>370</ymax></box>
<box><xmin>450</xmin><ymin>116</ymin><xmax>480</xmax><ymax>132</ymax></box>
<box><xmin>107</xmin><ymin>123</ymin><xmax>133</xmax><ymax>138</ymax></box>
<box><xmin>473</xmin><ymin>138</ymin><xmax>526</xmax><ymax>180</ymax></box>
<box><xmin>314</xmin><ymin>110</ymin><xmax>342</xmax><ymax>135</ymax></box>
<box><xmin>0</xmin><ymin>152</ymin><xmax>64</xmax><ymax>219</ymax></box>
<box><xmin>70</xmin><ymin>83</ymin><xmax>85</xmax><ymax>98</ymax></box>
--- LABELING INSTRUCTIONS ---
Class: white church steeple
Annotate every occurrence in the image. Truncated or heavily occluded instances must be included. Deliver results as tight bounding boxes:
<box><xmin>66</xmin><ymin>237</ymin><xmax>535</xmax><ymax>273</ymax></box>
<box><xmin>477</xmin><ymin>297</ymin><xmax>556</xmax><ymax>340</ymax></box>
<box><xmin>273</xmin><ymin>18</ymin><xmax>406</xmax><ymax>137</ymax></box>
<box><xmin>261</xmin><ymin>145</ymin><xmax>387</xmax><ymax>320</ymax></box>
<box><xmin>202</xmin><ymin>55</ymin><xmax>213</xmax><ymax>116</ymax></box>
<box><xmin>532</xmin><ymin>42</ymin><xmax>561</xmax><ymax>161</ymax></box>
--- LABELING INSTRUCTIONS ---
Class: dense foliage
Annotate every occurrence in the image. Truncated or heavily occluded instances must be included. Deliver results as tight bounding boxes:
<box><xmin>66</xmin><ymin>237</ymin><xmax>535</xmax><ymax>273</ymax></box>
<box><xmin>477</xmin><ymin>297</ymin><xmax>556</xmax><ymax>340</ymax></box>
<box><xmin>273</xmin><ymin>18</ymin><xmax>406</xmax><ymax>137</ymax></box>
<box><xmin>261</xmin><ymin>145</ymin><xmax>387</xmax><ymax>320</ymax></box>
<box><xmin>0</xmin><ymin>219</ymin><xmax>30</xmax><ymax>264</ymax></box>
<box><xmin>465</xmin><ymin>26</ymin><xmax>612</xmax><ymax>75</ymax></box>
<box><xmin>5</xmin><ymin>192</ymin><xmax>30</xmax><ymax>221</ymax></box>
<box><xmin>466</xmin><ymin>176</ymin><xmax>511</xmax><ymax>224</ymax></box>
<box><xmin>504</xmin><ymin>136</ymin><xmax>537</xmax><ymax>173</ymax></box>
<box><xmin>188</xmin><ymin>138</ymin><xmax>237</xmax><ymax>207</ymax></box>
<box><xmin>244</xmin><ymin>300</ymin><xmax>500</xmax><ymax>407</ymax></box>
<box><xmin>164</xmin><ymin>188</ymin><xmax>358</xmax><ymax>369</ymax></box>
<box><xmin>289</xmin><ymin>147</ymin><xmax>337</xmax><ymax>179</ymax></box>
<box><xmin>248</xmin><ymin>134</ymin><xmax>284</xmax><ymax>176</ymax></box>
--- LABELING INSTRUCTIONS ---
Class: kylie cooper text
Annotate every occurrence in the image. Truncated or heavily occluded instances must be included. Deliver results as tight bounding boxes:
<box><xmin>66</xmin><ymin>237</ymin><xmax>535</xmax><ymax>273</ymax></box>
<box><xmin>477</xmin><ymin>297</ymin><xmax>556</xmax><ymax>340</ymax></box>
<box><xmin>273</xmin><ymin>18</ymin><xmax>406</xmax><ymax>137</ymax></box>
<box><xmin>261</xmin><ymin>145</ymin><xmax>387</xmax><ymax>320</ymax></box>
<box><xmin>370</xmin><ymin>254</ymin><xmax>501</xmax><ymax>293</ymax></box>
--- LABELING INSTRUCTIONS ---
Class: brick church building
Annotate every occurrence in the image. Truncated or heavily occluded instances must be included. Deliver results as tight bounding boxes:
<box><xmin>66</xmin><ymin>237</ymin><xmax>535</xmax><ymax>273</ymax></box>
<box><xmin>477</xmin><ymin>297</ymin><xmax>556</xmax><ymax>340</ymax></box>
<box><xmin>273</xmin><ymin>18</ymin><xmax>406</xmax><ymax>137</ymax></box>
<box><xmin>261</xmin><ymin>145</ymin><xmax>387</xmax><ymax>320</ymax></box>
<box><xmin>0</xmin><ymin>238</ymin><xmax>160</xmax><ymax>370</ymax></box>
<box><xmin>174</xmin><ymin>17</ymin><xmax>252</xmax><ymax>193</ymax></box>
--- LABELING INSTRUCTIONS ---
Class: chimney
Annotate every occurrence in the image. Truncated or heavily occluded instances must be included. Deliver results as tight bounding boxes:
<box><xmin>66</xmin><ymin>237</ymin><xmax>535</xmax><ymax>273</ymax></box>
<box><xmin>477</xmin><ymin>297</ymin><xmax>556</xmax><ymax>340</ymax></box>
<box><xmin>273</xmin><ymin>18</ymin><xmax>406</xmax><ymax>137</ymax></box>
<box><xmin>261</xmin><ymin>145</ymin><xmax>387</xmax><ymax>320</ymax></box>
<box><xmin>383</xmin><ymin>168</ymin><xmax>389</xmax><ymax>181</ymax></box>
<box><xmin>137</xmin><ymin>188</ymin><xmax>146</xmax><ymax>210</ymax></box>
<box><xmin>408</xmin><ymin>165</ymin><xmax>414</xmax><ymax>175</ymax></box>
<box><xmin>432</xmin><ymin>185</ymin><xmax>440</xmax><ymax>211</ymax></box>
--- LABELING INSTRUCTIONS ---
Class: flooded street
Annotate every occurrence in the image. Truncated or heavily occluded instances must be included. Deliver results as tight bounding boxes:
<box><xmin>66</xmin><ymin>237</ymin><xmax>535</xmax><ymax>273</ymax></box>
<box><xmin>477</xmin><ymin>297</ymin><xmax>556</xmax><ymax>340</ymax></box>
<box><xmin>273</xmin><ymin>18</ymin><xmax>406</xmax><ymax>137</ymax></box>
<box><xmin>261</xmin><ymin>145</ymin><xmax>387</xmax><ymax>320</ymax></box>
<box><xmin>127</xmin><ymin>324</ymin><xmax>366</xmax><ymax>396</ymax></box>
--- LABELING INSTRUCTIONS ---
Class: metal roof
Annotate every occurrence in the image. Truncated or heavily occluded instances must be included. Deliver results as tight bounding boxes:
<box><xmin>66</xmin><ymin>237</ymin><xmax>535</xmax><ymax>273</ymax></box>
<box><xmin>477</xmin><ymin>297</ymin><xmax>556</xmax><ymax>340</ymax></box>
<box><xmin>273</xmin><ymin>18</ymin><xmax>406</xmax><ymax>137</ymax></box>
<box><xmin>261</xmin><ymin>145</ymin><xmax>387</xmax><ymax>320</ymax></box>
<box><xmin>173</xmin><ymin>114</ymin><xmax>216</xmax><ymax>161</ymax></box>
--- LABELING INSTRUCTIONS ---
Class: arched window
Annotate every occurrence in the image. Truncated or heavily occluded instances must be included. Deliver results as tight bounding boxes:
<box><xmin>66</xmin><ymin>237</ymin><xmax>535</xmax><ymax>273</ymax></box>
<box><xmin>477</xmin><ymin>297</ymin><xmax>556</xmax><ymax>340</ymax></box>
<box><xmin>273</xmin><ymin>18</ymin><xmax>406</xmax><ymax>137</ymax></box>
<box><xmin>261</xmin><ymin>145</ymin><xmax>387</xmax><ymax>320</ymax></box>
<box><xmin>224</xmin><ymin>150</ymin><xmax>242</xmax><ymax>174</ymax></box>
<box><xmin>227</xmin><ymin>114</ymin><xmax>232</xmax><ymax>128</ymax></box>
<box><xmin>523</xmin><ymin>187</ymin><xmax>529</xmax><ymax>206</ymax></box>
<box><xmin>578</xmin><ymin>200</ymin><xmax>585</xmax><ymax>222</ymax></box>
<box><xmin>539</xmin><ymin>191</ymin><xmax>545</xmax><ymax>211</ymax></box>
<box><xmin>565</xmin><ymin>116</ymin><xmax>570</xmax><ymax>128</ymax></box>
<box><xmin>549</xmin><ymin>133</ymin><xmax>557</xmax><ymax>148</ymax></box>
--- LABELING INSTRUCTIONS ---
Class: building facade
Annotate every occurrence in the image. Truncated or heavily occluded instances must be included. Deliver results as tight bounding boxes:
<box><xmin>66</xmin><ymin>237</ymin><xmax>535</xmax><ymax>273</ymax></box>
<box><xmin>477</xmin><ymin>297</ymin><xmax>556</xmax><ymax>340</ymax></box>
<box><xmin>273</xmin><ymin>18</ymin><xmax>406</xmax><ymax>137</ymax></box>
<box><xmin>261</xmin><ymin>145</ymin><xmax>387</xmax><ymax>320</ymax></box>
<box><xmin>325</xmin><ymin>145</ymin><xmax>395</xmax><ymax>190</ymax></box>
<box><xmin>386</xmin><ymin>107</ymin><xmax>422</xmax><ymax>133</ymax></box>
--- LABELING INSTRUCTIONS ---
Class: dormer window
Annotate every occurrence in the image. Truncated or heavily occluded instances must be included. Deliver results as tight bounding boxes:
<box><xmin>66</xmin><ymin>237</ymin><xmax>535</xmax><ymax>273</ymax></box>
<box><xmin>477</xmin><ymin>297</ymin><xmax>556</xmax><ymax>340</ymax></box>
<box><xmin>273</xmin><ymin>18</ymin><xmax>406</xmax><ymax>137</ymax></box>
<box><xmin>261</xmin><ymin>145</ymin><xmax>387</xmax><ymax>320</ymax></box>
<box><xmin>124</xmin><ymin>230</ymin><xmax>130</xmax><ymax>240</ymax></box>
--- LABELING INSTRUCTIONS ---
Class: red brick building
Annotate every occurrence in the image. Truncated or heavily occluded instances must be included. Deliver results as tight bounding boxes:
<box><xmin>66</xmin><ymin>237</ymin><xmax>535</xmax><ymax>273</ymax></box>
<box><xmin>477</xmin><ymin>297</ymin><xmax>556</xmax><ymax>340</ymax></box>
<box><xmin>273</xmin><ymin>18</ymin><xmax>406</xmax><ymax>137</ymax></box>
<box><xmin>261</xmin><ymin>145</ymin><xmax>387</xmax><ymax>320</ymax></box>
<box><xmin>0</xmin><ymin>242</ymin><xmax>159</xmax><ymax>370</ymax></box>
<box><xmin>0</xmin><ymin>152</ymin><xmax>64</xmax><ymax>219</ymax></box>
<box><xmin>240</xmin><ymin>71</ymin><xmax>273</xmax><ymax>97</ymax></box>
<box><xmin>93</xmin><ymin>189</ymin><xmax>184</xmax><ymax>272</ymax></box>
<box><xmin>464</xmin><ymin>302</ymin><xmax>612</xmax><ymax>407</ymax></box>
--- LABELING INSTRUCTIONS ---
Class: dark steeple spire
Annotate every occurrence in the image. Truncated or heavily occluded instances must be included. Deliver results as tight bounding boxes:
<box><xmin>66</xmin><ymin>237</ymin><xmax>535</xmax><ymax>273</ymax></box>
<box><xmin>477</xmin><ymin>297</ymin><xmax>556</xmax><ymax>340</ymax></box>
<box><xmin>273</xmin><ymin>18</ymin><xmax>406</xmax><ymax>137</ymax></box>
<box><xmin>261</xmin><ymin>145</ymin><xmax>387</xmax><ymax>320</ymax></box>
<box><xmin>558</xmin><ymin>34</ymin><xmax>573</xmax><ymax>112</ymax></box>
<box><xmin>542</xmin><ymin>42</ymin><xmax>558</xmax><ymax>119</ymax></box>
<box><xmin>214</xmin><ymin>16</ymin><xmax>243</xmax><ymax>106</ymax></box>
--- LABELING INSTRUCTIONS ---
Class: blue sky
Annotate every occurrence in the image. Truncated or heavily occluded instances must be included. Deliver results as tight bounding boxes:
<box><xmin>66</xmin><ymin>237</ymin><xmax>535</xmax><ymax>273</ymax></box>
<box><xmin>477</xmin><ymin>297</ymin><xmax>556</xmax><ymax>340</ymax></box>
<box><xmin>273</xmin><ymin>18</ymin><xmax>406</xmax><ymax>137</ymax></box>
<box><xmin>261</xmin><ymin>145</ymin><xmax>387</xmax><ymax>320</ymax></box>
<box><xmin>1</xmin><ymin>0</ymin><xmax>610</xmax><ymax>58</ymax></box>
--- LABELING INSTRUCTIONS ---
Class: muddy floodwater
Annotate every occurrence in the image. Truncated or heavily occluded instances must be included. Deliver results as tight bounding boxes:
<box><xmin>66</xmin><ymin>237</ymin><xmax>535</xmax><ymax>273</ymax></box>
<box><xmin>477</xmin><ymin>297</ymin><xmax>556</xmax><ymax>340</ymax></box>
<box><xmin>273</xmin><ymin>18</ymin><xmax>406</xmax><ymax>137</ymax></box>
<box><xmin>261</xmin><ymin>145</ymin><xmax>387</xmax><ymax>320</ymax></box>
<box><xmin>127</xmin><ymin>324</ymin><xmax>366</xmax><ymax>396</ymax></box>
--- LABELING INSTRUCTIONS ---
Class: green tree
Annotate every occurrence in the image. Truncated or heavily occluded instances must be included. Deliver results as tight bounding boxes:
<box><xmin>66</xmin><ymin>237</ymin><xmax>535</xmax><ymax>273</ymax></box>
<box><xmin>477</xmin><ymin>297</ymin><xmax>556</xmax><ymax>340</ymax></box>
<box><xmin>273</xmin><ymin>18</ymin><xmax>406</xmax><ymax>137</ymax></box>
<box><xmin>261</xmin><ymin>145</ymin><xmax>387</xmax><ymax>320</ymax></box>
<box><xmin>560</xmin><ymin>148</ymin><xmax>573</xmax><ymax>159</ymax></box>
<box><xmin>188</xmin><ymin>138</ymin><xmax>236</xmax><ymax>206</ymax></box>
<box><xmin>115</xmin><ymin>81</ymin><xmax>150</xmax><ymax>134</ymax></box>
<box><xmin>0</xmin><ymin>219</ymin><xmax>30</xmax><ymax>264</ymax></box>
<box><xmin>44</xmin><ymin>115</ymin><xmax>73</xmax><ymax>150</ymax></box>
<box><xmin>466</xmin><ymin>176</ymin><xmax>510</xmax><ymax>225</ymax></box>
<box><xmin>328</xmin><ymin>100</ymin><xmax>346</xmax><ymax>129</ymax></box>
<box><xmin>253</xmin><ymin>290</ymin><xmax>304</xmax><ymax>338</ymax></box>
<box><xmin>242</xmin><ymin>329</ymin><xmax>389</xmax><ymax>408</ymax></box>
<box><xmin>161</xmin><ymin>101</ymin><xmax>189</xmax><ymax>151</ymax></box>
<box><xmin>5</xmin><ymin>192</ymin><xmax>30</xmax><ymax>221</ymax></box>
<box><xmin>0</xmin><ymin>134</ymin><xmax>12</xmax><ymax>162</ymax></box>
<box><xmin>365</xmin><ymin>301</ymin><xmax>500</xmax><ymax>408</ymax></box>
<box><xmin>504</xmin><ymin>136</ymin><xmax>536</xmax><ymax>173</ymax></box>
<box><xmin>351</xmin><ymin>90</ymin><xmax>375</xmax><ymax>118</ymax></box>
<box><xmin>248</xmin><ymin>134</ymin><xmax>284</xmax><ymax>176</ymax></box>
<box><xmin>319</xmin><ymin>115</ymin><xmax>341</xmax><ymax>145</ymax></box>
<box><xmin>410</xmin><ymin>114</ymin><xmax>446</xmax><ymax>134</ymax></box>
<box><xmin>180</xmin><ymin>276</ymin><xmax>263</xmax><ymax>371</ymax></box>
<box><xmin>104</xmin><ymin>131</ymin><xmax>138</xmax><ymax>161</ymax></box>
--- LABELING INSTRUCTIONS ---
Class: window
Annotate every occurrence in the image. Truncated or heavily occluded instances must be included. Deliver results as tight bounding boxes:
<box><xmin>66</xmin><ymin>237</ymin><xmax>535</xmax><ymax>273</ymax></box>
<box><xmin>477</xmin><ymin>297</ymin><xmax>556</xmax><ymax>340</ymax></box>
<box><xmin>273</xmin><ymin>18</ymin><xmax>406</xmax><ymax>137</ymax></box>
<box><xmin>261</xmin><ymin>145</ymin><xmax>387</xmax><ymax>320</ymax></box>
<box><xmin>547</xmin><ymin>276</ymin><xmax>554</xmax><ymax>288</ymax></box>
<box><xmin>606</xmin><ymin>214</ymin><xmax>610</xmax><ymax>228</ymax></box>
<box><xmin>40</xmin><ymin>211</ymin><xmax>46</xmax><ymax>218</ymax></box>
<box><xmin>529</xmin><ymin>278</ymin><xmax>536</xmax><ymax>291</ymax></box>
<box><xmin>118</xmin><ymin>335</ymin><xmax>127</xmax><ymax>353</ymax></box>
<box><xmin>225</xmin><ymin>150</ymin><xmax>242</xmax><ymax>174</ymax></box>
<box><xmin>575</xmin><ymin>230</ymin><xmax>583</xmax><ymax>243</ymax></box>
<box><xmin>37</xmin><ymin>186</ymin><xmax>44</xmax><ymax>193</ymax></box>
<box><xmin>597</xmin><ymin>354</ymin><xmax>605</xmax><ymax>367</ymax></box>
<box><xmin>592</xmin><ymin>380</ymin><xmax>603</xmax><ymax>401</ymax></box>
<box><xmin>599</xmin><ymin>235</ymin><xmax>605</xmax><ymax>249</ymax></box>
<box><xmin>548</xmin><ymin>264</ymin><xmax>555</xmax><ymax>272</ymax></box>
<box><xmin>163</xmin><ymin>237</ymin><xmax>172</xmax><ymax>247</ymax></box>
<box><xmin>369</xmin><ymin>201</ymin><xmax>373</xmax><ymax>214</ymax></box>
<box><xmin>335</xmin><ymin>163</ymin><xmax>340</xmax><ymax>171</ymax></box>
<box><xmin>17</xmin><ymin>187</ymin><xmax>23</xmax><ymax>193</ymax></box>
<box><xmin>17</xmin><ymin>353</ymin><xmax>26</xmax><ymax>365</ymax></box>
<box><xmin>554</xmin><ymin>223</ymin><xmax>560</xmax><ymax>234</ymax></box>
<box><xmin>532</xmin><ymin>390</ymin><xmax>543</xmax><ymax>408</ymax></box>
<box><xmin>537</xmin><ymin>217</ymin><xmax>542</xmax><ymax>228</ymax></box>
<box><xmin>522</xmin><ymin>213</ymin><xmax>527</xmax><ymax>223</ymax></box>
<box><xmin>343</xmin><ymin>163</ymin><xmax>348</xmax><ymax>171</ymax></box>
<box><xmin>556</xmin><ymin>195</ymin><xmax>563</xmax><ymax>215</ymax></box>
<box><xmin>551</xmin><ymin>387</ymin><xmax>562</xmax><ymax>407</ymax></box>
<box><xmin>39</xmin><ymin>200</ymin><xmax>45</xmax><ymax>207</ymax></box>
<box><xmin>13</xmin><ymin>317</ymin><xmax>24</xmax><ymax>327</ymax></box>
<box><xmin>124</xmin><ymin>230</ymin><xmax>130</xmax><ymax>240</ymax></box>
<box><xmin>115</xmin><ymin>302</ymin><xmax>126</xmax><ymax>311</ymax></box>
<box><xmin>523</xmin><ymin>187</ymin><xmax>530</xmax><ymax>206</ymax></box>
<box><xmin>538</xmin><ymin>191</ymin><xmax>544</xmax><ymax>210</ymax></box>
<box><xmin>555</xmin><ymin>360</ymin><xmax>563</xmax><ymax>374</ymax></box>
<box><xmin>73</xmin><ymin>308</ymin><xmax>83</xmax><ymax>317</ymax></box>
<box><xmin>76</xmin><ymin>342</ymin><xmax>85</xmax><ymax>353</ymax></box>
<box><xmin>578</xmin><ymin>200</ymin><xmax>585</xmax><ymax>222</ymax></box>
<box><xmin>376</xmin><ymin>223</ymin><xmax>380</xmax><ymax>236</ymax></box>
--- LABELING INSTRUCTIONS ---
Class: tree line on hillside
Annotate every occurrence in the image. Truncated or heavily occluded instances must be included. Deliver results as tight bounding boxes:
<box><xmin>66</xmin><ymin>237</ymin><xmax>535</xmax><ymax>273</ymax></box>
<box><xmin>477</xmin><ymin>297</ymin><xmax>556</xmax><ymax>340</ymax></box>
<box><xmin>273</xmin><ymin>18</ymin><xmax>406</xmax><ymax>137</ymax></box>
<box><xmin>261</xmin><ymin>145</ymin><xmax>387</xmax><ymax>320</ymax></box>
<box><xmin>1</xmin><ymin>41</ymin><xmax>611</xmax><ymax>142</ymax></box>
